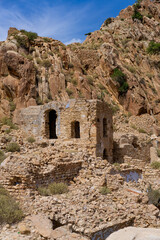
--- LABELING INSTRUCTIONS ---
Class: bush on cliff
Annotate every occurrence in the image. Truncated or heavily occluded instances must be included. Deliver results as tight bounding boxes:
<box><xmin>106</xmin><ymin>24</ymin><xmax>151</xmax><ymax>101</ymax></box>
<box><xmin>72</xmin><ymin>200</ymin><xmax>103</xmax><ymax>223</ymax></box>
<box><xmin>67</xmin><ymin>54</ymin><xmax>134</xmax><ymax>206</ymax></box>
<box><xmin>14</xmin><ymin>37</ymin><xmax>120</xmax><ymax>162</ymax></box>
<box><xmin>111</xmin><ymin>68</ymin><xmax>129</xmax><ymax>95</ymax></box>
<box><xmin>104</xmin><ymin>18</ymin><xmax>112</xmax><ymax>26</ymax></box>
<box><xmin>147</xmin><ymin>41</ymin><xmax>160</xmax><ymax>55</ymax></box>
<box><xmin>20</xmin><ymin>30</ymin><xmax>38</xmax><ymax>42</ymax></box>
<box><xmin>132</xmin><ymin>1</ymin><xmax>143</xmax><ymax>22</ymax></box>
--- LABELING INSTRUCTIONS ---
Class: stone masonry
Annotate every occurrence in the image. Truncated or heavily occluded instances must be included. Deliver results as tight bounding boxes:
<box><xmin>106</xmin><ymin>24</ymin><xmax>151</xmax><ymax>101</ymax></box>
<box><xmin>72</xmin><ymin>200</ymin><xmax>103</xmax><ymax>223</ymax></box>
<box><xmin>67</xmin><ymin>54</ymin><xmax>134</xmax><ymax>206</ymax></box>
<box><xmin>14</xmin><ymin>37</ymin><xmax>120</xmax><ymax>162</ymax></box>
<box><xmin>17</xmin><ymin>99</ymin><xmax>113</xmax><ymax>161</ymax></box>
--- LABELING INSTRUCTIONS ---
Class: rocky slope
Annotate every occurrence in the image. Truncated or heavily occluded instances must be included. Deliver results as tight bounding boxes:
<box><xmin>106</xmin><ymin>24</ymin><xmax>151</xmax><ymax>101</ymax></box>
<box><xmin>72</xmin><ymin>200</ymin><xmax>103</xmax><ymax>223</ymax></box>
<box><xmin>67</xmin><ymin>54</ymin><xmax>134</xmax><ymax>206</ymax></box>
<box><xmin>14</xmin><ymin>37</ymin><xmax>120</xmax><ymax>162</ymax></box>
<box><xmin>0</xmin><ymin>1</ymin><xmax>160</xmax><ymax>238</ymax></box>
<box><xmin>0</xmin><ymin>0</ymin><xmax>159</xmax><ymax>120</ymax></box>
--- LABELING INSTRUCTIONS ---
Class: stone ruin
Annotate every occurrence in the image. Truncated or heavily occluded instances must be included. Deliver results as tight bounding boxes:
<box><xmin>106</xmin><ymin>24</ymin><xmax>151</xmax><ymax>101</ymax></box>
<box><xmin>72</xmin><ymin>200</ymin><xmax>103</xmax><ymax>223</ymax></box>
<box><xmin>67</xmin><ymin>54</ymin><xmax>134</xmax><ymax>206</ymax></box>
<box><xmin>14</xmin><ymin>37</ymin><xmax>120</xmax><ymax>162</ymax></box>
<box><xmin>0</xmin><ymin>99</ymin><xmax>113</xmax><ymax>197</ymax></box>
<box><xmin>16</xmin><ymin>99</ymin><xmax>113</xmax><ymax>161</ymax></box>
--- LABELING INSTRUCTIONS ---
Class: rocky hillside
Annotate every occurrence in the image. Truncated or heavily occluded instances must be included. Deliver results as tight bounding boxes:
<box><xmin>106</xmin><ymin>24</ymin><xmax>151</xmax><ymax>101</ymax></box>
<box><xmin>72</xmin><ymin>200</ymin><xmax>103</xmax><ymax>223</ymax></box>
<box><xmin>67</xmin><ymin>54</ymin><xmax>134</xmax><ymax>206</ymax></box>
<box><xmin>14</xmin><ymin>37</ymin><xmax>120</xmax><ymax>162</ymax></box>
<box><xmin>0</xmin><ymin>0</ymin><xmax>159</xmax><ymax>120</ymax></box>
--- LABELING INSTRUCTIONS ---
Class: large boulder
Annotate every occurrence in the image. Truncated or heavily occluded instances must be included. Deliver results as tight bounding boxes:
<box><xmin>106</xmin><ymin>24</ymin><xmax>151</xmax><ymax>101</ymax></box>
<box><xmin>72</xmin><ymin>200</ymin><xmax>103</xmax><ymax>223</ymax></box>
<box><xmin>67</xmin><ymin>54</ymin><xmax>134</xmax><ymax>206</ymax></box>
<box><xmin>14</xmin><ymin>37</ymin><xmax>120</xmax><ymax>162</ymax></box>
<box><xmin>106</xmin><ymin>227</ymin><xmax>160</xmax><ymax>240</ymax></box>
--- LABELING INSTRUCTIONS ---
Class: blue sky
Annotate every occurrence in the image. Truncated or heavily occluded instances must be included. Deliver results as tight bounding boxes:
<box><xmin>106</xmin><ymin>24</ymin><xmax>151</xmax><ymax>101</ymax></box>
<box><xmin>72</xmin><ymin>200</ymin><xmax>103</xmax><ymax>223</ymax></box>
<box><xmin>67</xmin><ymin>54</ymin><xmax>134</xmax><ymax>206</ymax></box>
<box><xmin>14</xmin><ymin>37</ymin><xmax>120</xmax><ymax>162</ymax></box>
<box><xmin>0</xmin><ymin>0</ymin><xmax>135</xmax><ymax>44</ymax></box>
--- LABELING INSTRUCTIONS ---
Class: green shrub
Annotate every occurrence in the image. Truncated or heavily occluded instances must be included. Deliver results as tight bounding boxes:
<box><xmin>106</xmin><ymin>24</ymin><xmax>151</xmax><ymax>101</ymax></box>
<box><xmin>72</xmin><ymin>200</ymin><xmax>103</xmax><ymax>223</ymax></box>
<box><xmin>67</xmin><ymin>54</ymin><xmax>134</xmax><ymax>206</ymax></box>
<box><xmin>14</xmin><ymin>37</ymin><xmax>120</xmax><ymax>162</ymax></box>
<box><xmin>42</xmin><ymin>60</ymin><xmax>52</xmax><ymax>68</ymax></box>
<box><xmin>87</xmin><ymin>76</ymin><xmax>94</xmax><ymax>86</ymax></box>
<box><xmin>49</xmin><ymin>182</ymin><xmax>68</xmax><ymax>195</ymax></box>
<box><xmin>20</xmin><ymin>29</ymin><xmax>38</xmax><ymax>41</ymax></box>
<box><xmin>98</xmin><ymin>83</ymin><xmax>106</xmax><ymax>90</ymax></box>
<box><xmin>147</xmin><ymin>41</ymin><xmax>160</xmax><ymax>55</ymax></box>
<box><xmin>27</xmin><ymin>136</ymin><xmax>35</xmax><ymax>143</ymax></box>
<box><xmin>111</xmin><ymin>68</ymin><xmax>129</xmax><ymax>95</ymax></box>
<box><xmin>9</xmin><ymin>101</ymin><xmax>16</xmax><ymax>112</ymax></box>
<box><xmin>151</xmin><ymin>161</ymin><xmax>160</xmax><ymax>169</ymax></box>
<box><xmin>38</xmin><ymin>182</ymin><xmax>68</xmax><ymax>196</ymax></box>
<box><xmin>14</xmin><ymin>35</ymin><xmax>28</xmax><ymax>48</ymax></box>
<box><xmin>36</xmin><ymin>58</ymin><xmax>42</xmax><ymax>64</ymax></box>
<box><xmin>6</xmin><ymin>142</ymin><xmax>20</xmax><ymax>152</ymax></box>
<box><xmin>0</xmin><ymin>117</ymin><xmax>18</xmax><ymax>130</ymax></box>
<box><xmin>104</xmin><ymin>18</ymin><xmax>112</xmax><ymax>26</ymax></box>
<box><xmin>36</xmin><ymin>96</ymin><xmax>43</xmax><ymax>105</ymax></box>
<box><xmin>99</xmin><ymin>186</ymin><xmax>111</xmax><ymax>195</ymax></box>
<box><xmin>71</xmin><ymin>78</ymin><xmax>77</xmax><ymax>86</ymax></box>
<box><xmin>132</xmin><ymin>10</ymin><xmax>143</xmax><ymax>22</ymax></box>
<box><xmin>148</xmin><ymin>185</ymin><xmax>160</xmax><ymax>208</ymax></box>
<box><xmin>109</xmin><ymin>103</ymin><xmax>120</xmax><ymax>115</ymax></box>
<box><xmin>131</xmin><ymin>124</ymin><xmax>137</xmax><ymax>130</ymax></box>
<box><xmin>0</xmin><ymin>150</ymin><xmax>6</xmax><ymax>164</ymax></box>
<box><xmin>38</xmin><ymin>186</ymin><xmax>50</xmax><ymax>196</ymax></box>
<box><xmin>138</xmin><ymin>128</ymin><xmax>147</xmax><ymax>134</ymax></box>
<box><xmin>132</xmin><ymin>0</ymin><xmax>143</xmax><ymax>22</ymax></box>
<box><xmin>0</xmin><ymin>185</ymin><xmax>23</xmax><ymax>224</ymax></box>
<box><xmin>126</xmin><ymin>65</ymin><xmax>136</xmax><ymax>73</ymax></box>
<box><xmin>26</xmin><ymin>54</ymin><xmax>33</xmax><ymax>61</ymax></box>
<box><xmin>43</xmin><ymin>37</ymin><xmax>51</xmax><ymax>42</ymax></box>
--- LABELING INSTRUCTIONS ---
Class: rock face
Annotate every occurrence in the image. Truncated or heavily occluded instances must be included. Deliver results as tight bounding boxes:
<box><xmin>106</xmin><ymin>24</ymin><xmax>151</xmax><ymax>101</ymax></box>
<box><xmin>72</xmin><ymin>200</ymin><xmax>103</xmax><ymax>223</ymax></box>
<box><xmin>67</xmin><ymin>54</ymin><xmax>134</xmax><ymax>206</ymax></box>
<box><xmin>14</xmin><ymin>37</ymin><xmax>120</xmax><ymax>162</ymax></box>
<box><xmin>106</xmin><ymin>227</ymin><xmax>160</xmax><ymax>240</ymax></box>
<box><xmin>0</xmin><ymin>0</ymin><xmax>160</xmax><ymax>121</ymax></box>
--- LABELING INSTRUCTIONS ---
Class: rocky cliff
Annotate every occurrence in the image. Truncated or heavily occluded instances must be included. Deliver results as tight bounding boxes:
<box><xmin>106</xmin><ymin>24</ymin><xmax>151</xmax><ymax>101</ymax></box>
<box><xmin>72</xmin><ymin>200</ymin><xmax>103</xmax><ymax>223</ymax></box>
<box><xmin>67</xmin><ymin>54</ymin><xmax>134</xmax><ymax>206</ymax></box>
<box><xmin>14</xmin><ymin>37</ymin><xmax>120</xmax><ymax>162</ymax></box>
<box><xmin>0</xmin><ymin>0</ymin><xmax>159</xmax><ymax>120</ymax></box>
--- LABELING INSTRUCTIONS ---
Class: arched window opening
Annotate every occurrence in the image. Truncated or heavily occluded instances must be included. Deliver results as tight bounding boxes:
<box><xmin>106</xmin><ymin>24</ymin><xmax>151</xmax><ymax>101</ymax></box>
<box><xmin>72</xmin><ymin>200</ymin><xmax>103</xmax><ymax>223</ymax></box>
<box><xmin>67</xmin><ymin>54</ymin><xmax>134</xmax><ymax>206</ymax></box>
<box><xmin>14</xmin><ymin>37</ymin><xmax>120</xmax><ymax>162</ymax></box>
<box><xmin>103</xmin><ymin>149</ymin><xmax>108</xmax><ymax>160</ymax></box>
<box><xmin>71</xmin><ymin>121</ymin><xmax>80</xmax><ymax>138</ymax></box>
<box><xmin>49</xmin><ymin>110</ymin><xmax>57</xmax><ymax>139</ymax></box>
<box><xmin>103</xmin><ymin>118</ymin><xmax>107</xmax><ymax>137</ymax></box>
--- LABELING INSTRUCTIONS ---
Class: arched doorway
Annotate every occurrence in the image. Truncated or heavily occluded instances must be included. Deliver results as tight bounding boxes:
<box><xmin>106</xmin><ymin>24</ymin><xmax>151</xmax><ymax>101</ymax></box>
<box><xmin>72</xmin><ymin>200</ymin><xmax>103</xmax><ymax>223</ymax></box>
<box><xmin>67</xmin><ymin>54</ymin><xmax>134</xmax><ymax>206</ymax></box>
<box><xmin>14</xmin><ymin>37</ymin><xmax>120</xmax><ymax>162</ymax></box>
<box><xmin>103</xmin><ymin>148</ymin><xmax>108</xmax><ymax>160</ymax></box>
<box><xmin>48</xmin><ymin>110</ymin><xmax>57</xmax><ymax>139</ymax></box>
<box><xmin>71</xmin><ymin>121</ymin><xmax>80</xmax><ymax>138</ymax></box>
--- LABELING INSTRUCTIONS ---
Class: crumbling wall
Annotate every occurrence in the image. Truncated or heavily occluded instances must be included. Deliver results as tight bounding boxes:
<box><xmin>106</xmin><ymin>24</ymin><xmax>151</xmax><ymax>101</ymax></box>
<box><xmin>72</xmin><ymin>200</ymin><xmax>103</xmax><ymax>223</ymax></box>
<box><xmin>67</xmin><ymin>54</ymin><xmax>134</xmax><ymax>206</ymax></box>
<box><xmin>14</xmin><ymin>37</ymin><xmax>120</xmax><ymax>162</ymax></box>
<box><xmin>96</xmin><ymin>101</ymin><xmax>113</xmax><ymax>162</ymax></box>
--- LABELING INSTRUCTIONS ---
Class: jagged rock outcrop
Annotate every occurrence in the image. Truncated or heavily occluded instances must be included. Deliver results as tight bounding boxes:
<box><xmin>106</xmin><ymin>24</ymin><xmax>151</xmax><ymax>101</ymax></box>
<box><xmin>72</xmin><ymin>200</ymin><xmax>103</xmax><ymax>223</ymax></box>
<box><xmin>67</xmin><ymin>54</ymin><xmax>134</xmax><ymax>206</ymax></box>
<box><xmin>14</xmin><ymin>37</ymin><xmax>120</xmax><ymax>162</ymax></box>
<box><xmin>0</xmin><ymin>0</ymin><xmax>159</xmax><ymax>121</ymax></box>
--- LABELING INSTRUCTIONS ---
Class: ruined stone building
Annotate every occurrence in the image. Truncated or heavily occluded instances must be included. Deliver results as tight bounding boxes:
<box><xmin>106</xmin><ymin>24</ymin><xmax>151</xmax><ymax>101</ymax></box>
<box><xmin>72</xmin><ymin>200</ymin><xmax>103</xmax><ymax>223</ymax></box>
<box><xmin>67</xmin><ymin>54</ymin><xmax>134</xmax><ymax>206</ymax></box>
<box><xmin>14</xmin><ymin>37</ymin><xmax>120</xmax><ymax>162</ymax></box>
<box><xmin>18</xmin><ymin>99</ymin><xmax>113</xmax><ymax>161</ymax></box>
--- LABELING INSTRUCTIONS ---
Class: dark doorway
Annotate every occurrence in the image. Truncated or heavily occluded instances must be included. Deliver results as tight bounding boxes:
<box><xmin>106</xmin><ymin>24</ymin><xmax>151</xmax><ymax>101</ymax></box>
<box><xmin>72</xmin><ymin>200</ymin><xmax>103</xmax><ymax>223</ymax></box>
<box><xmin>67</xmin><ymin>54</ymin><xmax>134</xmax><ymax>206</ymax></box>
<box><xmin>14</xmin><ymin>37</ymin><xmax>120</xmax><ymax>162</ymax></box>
<box><xmin>49</xmin><ymin>110</ymin><xmax>57</xmax><ymax>139</ymax></box>
<box><xmin>103</xmin><ymin>149</ymin><xmax>108</xmax><ymax>160</ymax></box>
<box><xmin>103</xmin><ymin>118</ymin><xmax>107</xmax><ymax>137</ymax></box>
<box><xmin>71</xmin><ymin>121</ymin><xmax>80</xmax><ymax>138</ymax></box>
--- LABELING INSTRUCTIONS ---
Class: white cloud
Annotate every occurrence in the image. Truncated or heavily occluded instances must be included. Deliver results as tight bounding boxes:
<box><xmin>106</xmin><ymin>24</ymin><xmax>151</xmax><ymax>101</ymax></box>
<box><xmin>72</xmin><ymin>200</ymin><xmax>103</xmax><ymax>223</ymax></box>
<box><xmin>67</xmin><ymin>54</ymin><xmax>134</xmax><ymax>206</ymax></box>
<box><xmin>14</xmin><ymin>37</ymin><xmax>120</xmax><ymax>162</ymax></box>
<box><xmin>0</xmin><ymin>1</ymin><xmax>91</xmax><ymax>43</ymax></box>
<box><xmin>64</xmin><ymin>38</ymin><xmax>83</xmax><ymax>45</ymax></box>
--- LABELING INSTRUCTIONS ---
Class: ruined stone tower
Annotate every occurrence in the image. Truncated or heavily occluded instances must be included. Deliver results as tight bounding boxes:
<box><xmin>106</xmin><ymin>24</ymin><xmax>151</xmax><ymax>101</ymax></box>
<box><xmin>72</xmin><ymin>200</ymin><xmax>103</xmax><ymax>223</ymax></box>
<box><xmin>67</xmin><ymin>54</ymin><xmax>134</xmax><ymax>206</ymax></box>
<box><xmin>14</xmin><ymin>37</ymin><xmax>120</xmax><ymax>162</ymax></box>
<box><xmin>18</xmin><ymin>99</ymin><xmax>113</xmax><ymax>161</ymax></box>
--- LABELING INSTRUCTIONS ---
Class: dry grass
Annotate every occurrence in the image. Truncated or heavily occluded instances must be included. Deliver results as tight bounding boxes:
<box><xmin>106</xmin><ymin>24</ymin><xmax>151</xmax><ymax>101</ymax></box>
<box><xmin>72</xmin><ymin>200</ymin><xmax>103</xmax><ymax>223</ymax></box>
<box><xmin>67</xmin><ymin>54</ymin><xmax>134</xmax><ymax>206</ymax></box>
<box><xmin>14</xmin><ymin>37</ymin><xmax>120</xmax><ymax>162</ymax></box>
<box><xmin>38</xmin><ymin>182</ymin><xmax>69</xmax><ymax>196</ymax></box>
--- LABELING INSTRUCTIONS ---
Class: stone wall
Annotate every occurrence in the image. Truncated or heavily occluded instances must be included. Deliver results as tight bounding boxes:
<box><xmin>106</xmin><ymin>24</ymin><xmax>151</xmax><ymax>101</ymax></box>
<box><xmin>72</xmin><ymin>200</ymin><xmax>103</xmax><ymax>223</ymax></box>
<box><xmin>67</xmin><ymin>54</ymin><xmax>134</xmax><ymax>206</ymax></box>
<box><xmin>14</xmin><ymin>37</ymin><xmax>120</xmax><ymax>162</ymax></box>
<box><xmin>0</xmin><ymin>152</ymin><xmax>83</xmax><ymax>198</ymax></box>
<box><xmin>17</xmin><ymin>99</ymin><xmax>113</xmax><ymax>161</ymax></box>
